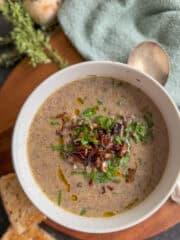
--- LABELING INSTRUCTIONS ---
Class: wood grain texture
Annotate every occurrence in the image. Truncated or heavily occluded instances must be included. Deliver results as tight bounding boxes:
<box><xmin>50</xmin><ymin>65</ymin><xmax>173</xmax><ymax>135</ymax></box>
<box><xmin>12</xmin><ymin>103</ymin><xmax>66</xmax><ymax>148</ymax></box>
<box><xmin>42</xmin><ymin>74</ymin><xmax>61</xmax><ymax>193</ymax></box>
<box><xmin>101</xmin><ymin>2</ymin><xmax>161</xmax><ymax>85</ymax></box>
<box><xmin>0</xmin><ymin>29</ymin><xmax>179</xmax><ymax>240</ymax></box>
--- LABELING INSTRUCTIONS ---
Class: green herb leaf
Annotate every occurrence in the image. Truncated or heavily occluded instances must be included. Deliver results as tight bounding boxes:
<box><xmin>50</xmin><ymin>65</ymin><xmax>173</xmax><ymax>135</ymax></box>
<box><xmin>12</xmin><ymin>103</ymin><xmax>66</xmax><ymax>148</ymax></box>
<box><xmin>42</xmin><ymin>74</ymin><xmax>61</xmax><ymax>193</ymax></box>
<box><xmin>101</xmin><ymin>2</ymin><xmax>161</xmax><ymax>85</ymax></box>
<box><xmin>95</xmin><ymin>115</ymin><xmax>114</xmax><ymax>131</ymax></box>
<box><xmin>49</xmin><ymin>117</ymin><xmax>60</xmax><ymax>126</ymax></box>
<box><xmin>51</xmin><ymin>144</ymin><xmax>64</xmax><ymax>151</ymax></box>
<box><xmin>51</xmin><ymin>144</ymin><xmax>74</xmax><ymax>153</ymax></box>
<box><xmin>113</xmin><ymin>136</ymin><xmax>122</xmax><ymax>144</ymax></box>
<box><xmin>65</xmin><ymin>144</ymin><xmax>75</xmax><ymax>153</ymax></box>
<box><xmin>126</xmin><ymin>121</ymin><xmax>152</xmax><ymax>143</ymax></box>
<box><xmin>80</xmin><ymin>208</ymin><xmax>86</xmax><ymax>216</ymax></box>
<box><xmin>57</xmin><ymin>191</ymin><xmax>62</xmax><ymax>206</ymax></box>
<box><xmin>73</xmin><ymin>125</ymin><xmax>98</xmax><ymax>146</ymax></box>
<box><xmin>82</xmin><ymin>107</ymin><xmax>97</xmax><ymax>118</ymax></box>
<box><xmin>120</xmin><ymin>155</ymin><xmax>130</xmax><ymax>167</ymax></box>
<box><xmin>97</xmin><ymin>99</ymin><xmax>103</xmax><ymax>105</ymax></box>
<box><xmin>71</xmin><ymin>170</ymin><xmax>86</xmax><ymax>175</ymax></box>
<box><xmin>114</xmin><ymin>114</ymin><xmax>122</xmax><ymax>121</ymax></box>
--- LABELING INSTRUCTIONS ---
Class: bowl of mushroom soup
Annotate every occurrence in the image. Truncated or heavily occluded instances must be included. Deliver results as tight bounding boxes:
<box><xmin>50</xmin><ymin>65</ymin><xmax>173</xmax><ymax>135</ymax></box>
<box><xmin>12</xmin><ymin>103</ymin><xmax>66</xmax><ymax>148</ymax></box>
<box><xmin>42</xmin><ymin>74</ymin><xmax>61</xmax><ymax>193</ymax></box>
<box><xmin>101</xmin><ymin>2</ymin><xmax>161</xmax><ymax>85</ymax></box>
<box><xmin>12</xmin><ymin>61</ymin><xmax>180</xmax><ymax>233</ymax></box>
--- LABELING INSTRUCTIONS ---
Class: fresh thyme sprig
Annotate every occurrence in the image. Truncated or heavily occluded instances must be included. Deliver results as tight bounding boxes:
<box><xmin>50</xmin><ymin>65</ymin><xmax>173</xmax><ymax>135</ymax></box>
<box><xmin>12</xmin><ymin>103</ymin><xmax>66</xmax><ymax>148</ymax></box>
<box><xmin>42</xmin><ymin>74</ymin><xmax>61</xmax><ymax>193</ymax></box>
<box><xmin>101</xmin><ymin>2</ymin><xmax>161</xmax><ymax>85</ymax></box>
<box><xmin>0</xmin><ymin>0</ymin><xmax>67</xmax><ymax>68</ymax></box>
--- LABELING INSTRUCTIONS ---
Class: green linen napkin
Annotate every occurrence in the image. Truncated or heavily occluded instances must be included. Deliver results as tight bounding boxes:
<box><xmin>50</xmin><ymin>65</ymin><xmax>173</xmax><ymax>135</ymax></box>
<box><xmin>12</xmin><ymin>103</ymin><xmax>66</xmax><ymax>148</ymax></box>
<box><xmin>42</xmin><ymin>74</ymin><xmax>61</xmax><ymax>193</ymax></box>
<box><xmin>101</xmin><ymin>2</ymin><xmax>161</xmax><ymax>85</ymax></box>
<box><xmin>58</xmin><ymin>0</ymin><xmax>180</xmax><ymax>106</ymax></box>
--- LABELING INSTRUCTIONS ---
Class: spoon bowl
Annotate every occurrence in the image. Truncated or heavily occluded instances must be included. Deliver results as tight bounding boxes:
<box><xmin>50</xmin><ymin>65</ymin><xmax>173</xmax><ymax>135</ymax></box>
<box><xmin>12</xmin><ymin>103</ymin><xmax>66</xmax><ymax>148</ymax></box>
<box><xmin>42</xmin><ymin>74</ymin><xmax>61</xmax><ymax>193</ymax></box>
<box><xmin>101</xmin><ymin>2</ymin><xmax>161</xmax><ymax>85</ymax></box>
<box><xmin>128</xmin><ymin>41</ymin><xmax>170</xmax><ymax>85</ymax></box>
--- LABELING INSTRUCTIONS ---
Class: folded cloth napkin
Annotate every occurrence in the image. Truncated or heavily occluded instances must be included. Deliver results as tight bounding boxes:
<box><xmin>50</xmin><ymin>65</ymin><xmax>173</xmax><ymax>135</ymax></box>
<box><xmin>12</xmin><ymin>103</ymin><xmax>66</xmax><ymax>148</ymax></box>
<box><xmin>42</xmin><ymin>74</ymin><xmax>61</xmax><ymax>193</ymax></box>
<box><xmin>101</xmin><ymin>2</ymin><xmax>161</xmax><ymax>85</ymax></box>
<box><xmin>58</xmin><ymin>0</ymin><xmax>180</xmax><ymax>107</ymax></box>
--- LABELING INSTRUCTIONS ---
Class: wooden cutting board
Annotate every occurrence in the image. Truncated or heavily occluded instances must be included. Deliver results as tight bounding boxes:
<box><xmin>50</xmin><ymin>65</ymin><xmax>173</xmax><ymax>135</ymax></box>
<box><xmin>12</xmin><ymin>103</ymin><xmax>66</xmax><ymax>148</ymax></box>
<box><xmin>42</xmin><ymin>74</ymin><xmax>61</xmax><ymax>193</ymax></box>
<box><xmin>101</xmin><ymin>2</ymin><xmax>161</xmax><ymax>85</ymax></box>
<box><xmin>0</xmin><ymin>29</ymin><xmax>179</xmax><ymax>240</ymax></box>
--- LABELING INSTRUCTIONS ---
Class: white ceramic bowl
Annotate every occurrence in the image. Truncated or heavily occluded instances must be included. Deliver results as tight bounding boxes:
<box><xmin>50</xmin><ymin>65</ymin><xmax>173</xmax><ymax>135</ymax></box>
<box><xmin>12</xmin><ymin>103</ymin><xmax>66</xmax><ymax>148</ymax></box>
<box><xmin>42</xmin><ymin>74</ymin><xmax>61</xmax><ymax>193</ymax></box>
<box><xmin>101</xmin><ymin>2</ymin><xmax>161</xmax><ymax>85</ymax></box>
<box><xmin>12</xmin><ymin>61</ymin><xmax>180</xmax><ymax>233</ymax></box>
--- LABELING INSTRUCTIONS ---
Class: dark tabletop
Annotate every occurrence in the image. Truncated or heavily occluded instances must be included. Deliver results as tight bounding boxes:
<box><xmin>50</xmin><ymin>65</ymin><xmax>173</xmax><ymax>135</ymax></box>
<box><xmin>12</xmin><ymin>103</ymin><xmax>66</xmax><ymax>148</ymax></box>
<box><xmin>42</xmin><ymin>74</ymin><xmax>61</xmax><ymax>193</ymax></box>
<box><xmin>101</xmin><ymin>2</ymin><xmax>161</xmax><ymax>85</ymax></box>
<box><xmin>0</xmin><ymin>14</ymin><xmax>179</xmax><ymax>240</ymax></box>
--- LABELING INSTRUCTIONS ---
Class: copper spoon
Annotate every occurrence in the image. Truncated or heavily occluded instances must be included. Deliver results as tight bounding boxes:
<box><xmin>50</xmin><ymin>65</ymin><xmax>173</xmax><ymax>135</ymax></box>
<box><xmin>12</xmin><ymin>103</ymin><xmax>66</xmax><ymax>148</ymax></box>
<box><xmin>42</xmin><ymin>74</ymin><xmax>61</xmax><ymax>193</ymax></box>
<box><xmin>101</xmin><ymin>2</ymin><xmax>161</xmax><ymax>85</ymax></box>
<box><xmin>128</xmin><ymin>41</ymin><xmax>180</xmax><ymax>204</ymax></box>
<box><xmin>128</xmin><ymin>41</ymin><xmax>170</xmax><ymax>85</ymax></box>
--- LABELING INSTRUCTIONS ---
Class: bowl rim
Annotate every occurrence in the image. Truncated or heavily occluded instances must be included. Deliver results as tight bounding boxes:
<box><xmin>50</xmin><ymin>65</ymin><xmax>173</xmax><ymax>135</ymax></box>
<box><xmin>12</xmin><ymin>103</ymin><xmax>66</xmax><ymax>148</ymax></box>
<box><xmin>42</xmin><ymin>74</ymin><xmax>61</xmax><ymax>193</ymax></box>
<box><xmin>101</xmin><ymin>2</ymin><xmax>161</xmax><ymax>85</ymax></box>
<box><xmin>12</xmin><ymin>61</ymin><xmax>180</xmax><ymax>233</ymax></box>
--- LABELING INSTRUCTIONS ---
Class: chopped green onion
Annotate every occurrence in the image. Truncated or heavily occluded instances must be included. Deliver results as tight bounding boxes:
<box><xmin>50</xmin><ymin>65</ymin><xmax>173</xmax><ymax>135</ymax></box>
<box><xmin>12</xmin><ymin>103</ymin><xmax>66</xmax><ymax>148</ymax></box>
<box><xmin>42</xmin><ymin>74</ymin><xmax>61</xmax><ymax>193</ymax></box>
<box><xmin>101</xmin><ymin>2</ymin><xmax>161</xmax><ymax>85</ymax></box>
<box><xmin>113</xmin><ymin>136</ymin><xmax>122</xmax><ymax>144</ymax></box>
<box><xmin>97</xmin><ymin>99</ymin><xmax>103</xmax><ymax>105</ymax></box>
<box><xmin>57</xmin><ymin>191</ymin><xmax>62</xmax><ymax>206</ymax></box>
<box><xmin>82</xmin><ymin>107</ymin><xmax>97</xmax><ymax>118</ymax></box>
<box><xmin>49</xmin><ymin>117</ymin><xmax>60</xmax><ymax>126</ymax></box>
<box><xmin>120</xmin><ymin>155</ymin><xmax>130</xmax><ymax>167</ymax></box>
<box><xmin>95</xmin><ymin>115</ymin><xmax>114</xmax><ymax>131</ymax></box>
<box><xmin>80</xmin><ymin>208</ymin><xmax>86</xmax><ymax>216</ymax></box>
<box><xmin>51</xmin><ymin>144</ymin><xmax>64</xmax><ymax>151</ymax></box>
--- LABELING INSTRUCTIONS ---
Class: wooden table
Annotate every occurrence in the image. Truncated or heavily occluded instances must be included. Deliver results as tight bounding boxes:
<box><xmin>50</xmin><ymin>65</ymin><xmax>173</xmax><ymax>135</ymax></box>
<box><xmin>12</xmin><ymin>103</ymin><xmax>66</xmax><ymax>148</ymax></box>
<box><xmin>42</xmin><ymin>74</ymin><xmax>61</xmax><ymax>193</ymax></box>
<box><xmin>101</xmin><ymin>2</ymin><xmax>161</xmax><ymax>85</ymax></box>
<box><xmin>0</xmin><ymin>30</ymin><xmax>179</xmax><ymax>240</ymax></box>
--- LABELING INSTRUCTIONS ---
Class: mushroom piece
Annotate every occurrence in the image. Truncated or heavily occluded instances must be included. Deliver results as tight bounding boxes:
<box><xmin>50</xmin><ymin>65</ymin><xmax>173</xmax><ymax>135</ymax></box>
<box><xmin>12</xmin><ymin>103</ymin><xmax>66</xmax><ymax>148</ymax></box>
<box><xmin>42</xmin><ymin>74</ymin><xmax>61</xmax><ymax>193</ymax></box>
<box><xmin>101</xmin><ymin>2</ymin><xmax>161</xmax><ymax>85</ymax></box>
<box><xmin>23</xmin><ymin>0</ymin><xmax>62</xmax><ymax>25</ymax></box>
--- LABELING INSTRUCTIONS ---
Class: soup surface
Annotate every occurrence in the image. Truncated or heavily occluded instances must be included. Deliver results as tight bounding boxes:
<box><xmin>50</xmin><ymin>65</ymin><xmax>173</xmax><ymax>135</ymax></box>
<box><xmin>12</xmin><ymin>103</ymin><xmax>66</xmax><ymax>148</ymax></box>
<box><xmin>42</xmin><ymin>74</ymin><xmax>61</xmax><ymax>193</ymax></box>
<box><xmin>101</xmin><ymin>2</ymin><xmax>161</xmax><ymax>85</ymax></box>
<box><xmin>28</xmin><ymin>77</ymin><xmax>168</xmax><ymax>217</ymax></box>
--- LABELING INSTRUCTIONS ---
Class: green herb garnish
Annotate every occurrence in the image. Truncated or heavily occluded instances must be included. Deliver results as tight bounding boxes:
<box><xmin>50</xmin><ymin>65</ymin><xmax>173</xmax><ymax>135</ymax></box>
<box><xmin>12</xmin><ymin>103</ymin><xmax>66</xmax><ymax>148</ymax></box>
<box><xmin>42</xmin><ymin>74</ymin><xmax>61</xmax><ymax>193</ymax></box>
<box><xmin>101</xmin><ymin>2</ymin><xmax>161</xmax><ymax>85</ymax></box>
<box><xmin>113</xmin><ymin>136</ymin><xmax>122</xmax><ymax>144</ymax></box>
<box><xmin>71</xmin><ymin>170</ymin><xmax>86</xmax><ymax>175</ymax></box>
<box><xmin>80</xmin><ymin>208</ymin><xmax>87</xmax><ymax>216</ymax></box>
<box><xmin>72</xmin><ymin>156</ymin><xmax>126</xmax><ymax>184</ymax></box>
<box><xmin>72</xmin><ymin>125</ymin><xmax>98</xmax><ymax>146</ymax></box>
<box><xmin>58</xmin><ymin>167</ymin><xmax>70</xmax><ymax>192</ymax></box>
<box><xmin>120</xmin><ymin>155</ymin><xmax>130</xmax><ymax>168</ymax></box>
<box><xmin>97</xmin><ymin>99</ymin><xmax>103</xmax><ymax>105</ymax></box>
<box><xmin>51</xmin><ymin>144</ymin><xmax>74</xmax><ymax>154</ymax></box>
<box><xmin>49</xmin><ymin>117</ymin><xmax>60</xmax><ymax>126</ymax></box>
<box><xmin>51</xmin><ymin>144</ymin><xmax>64</xmax><ymax>151</ymax></box>
<box><xmin>126</xmin><ymin>120</ymin><xmax>153</xmax><ymax>143</ymax></box>
<box><xmin>95</xmin><ymin>115</ymin><xmax>114</xmax><ymax>131</ymax></box>
<box><xmin>57</xmin><ymin>191</ymin><xmax>62</xmax><ymax>206</ymax></box>
<box><xmin>82</xmin><ymin>107</ymin><xmax>97</xmax><ymax>118</ymax></box>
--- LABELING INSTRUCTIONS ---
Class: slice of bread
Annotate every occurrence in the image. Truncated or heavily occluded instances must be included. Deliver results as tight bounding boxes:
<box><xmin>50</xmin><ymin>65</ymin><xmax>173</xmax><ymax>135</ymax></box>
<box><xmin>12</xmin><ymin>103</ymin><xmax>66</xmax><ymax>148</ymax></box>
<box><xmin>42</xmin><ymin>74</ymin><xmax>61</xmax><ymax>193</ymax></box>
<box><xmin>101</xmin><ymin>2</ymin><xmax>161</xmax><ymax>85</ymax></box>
<box><xmin>1</xmin><ymin>226</ymin><xmax>56</xmax><ymax>240</ymax></box>
<box><xmin>0</xmin><ymin>173</ymin><xmax>45</xmax><ymax>234</ymax></box>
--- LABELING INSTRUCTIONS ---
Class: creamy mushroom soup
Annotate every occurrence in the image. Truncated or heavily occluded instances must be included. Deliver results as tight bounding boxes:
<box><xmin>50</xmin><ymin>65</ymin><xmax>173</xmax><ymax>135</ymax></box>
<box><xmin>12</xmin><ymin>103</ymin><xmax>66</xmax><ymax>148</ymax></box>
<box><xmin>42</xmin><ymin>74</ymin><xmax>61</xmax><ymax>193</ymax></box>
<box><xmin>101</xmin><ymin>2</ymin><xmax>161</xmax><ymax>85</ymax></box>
<box><xmin>28</xmin><ymin>77</ymin><xmax>168</xmax><ymax>217</ymax></box>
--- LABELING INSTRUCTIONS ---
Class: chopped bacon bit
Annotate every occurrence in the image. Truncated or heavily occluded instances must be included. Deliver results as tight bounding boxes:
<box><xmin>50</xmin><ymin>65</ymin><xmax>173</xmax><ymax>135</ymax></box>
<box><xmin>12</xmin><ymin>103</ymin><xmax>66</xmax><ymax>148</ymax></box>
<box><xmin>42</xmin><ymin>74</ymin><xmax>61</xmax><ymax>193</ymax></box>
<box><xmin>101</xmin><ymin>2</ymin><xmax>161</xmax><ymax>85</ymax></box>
<box><xmin>121</xmin><ymin>143</ymin><xmax>129</xmax><ymax>155</ymax></box>
<box><xmin>117</xmin><ymin>143</ymin><xmax>128</xmax><ymax>158</ymax></box>
<box><xmin>101</xmin><ymin>186</ymin><xmax>106</xmax><ymax>194</ymax></box>
<box><xmin>55</xmin><ymin>112</ymin><xmax>66</xmax><ymax>118</ymax></box>
<box><xmin>111</xmin><ymin>144</ymin><xmax>121</xmax><ymax>151</ymax></box>
<box><xmin>89</xmin><ymin>179</ymin><xmax>93</xmax><ymax>186</ymax></box>
<box><xmin>104</xmin><ymin>152</ymin><xmax>113</xmax><ymax>160</ymax></box>
<box><xmin>84</xmin><ymin>148</ymin><xmax>88</xmax><ymax>156</ymax></box>
<box><xmin>100</xmin><ymin>134</ymin><xmax>111</xmax><ymax>146</ymax></box>
<box><xmin>107</xmin><ymin>185</ymin><xmax>114</xmax><ymax>191</ymax></box>
<box><xmin>55</xmin><ymin>129</ymin><xmax>63</xmax><ymax>136</ymax></box>
<box><xmin>55</xmin><ymin>112</ymin><xmax>69</xmax><ymax>123</ymax></box>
